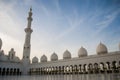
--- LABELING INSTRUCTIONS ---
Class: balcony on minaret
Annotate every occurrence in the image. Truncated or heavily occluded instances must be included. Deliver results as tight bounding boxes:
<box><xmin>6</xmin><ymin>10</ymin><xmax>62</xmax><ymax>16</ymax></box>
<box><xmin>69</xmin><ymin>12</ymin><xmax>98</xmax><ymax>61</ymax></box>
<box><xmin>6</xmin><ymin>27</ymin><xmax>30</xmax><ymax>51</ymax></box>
<box><xmin>25</xmin><ymin>28</ymin><xmax>33</xmax><ymax>33</ymax></box>
<box><xmin>27</xmin><ymin>17</ymin><xmax>33</xmax><ymax>21</ymax></box>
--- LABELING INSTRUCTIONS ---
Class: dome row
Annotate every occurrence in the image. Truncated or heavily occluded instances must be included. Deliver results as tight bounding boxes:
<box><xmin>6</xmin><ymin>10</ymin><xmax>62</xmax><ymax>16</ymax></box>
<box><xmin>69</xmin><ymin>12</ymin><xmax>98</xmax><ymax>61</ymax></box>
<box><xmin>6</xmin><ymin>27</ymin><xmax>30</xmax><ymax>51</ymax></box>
<box><xmin>32</xmin><ymin>42</ymin><xmax>118</xmax><ymax>63</ymax></box>
<box><xmin>0</xmin><ymin>50</ymin><xmax>20</xmax><ymax>62</ymax></box>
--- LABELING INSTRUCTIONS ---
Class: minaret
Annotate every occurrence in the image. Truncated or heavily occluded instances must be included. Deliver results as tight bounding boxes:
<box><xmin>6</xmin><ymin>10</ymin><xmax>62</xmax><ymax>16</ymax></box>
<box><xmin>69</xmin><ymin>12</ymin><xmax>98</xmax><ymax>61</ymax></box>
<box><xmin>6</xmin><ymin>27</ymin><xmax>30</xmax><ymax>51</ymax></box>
<box><xmin>22</xmin><ymin>8</ymin><xmax>33</xmax><ymax>64</ymax></box>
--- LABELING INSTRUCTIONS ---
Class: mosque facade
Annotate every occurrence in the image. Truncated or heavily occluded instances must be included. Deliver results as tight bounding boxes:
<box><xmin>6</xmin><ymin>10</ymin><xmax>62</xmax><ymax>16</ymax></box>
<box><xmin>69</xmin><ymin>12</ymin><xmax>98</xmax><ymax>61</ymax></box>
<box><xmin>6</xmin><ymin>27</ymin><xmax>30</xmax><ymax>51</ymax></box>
<box><xmin>0</xmin><ymin>8</ymin><xmax>120</xmax><ymax>75</ymax></box>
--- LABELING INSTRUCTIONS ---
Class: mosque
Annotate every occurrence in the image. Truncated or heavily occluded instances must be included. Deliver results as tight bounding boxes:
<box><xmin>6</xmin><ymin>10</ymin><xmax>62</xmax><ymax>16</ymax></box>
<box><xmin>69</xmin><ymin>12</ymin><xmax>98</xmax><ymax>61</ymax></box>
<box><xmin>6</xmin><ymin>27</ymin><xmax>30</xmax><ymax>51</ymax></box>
<box><xmin>0</xmin><ymin>8</ymin><xmax>120</xmax><ymax>75</ymax></box>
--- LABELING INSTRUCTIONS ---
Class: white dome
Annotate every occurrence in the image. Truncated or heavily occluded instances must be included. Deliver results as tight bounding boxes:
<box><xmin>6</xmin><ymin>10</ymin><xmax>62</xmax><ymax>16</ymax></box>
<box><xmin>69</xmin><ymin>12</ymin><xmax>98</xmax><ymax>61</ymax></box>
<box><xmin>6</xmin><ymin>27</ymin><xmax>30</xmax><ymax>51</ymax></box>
<box><xmin>0</xmin><ymin>55</ymin><xmax>8</xmax><ymax>61</ymax></box>
<box><xmin>9</xmin><ymin>48</ymin><xmax>15</xmax><ymax>55</ymax></box>
<box><xmin>0</xmin><ymin>38</ymin><xmax>2</xmax><ymax>50</ymax></box>
<box><xmin>78</xmin><ymin>47</ymin><xmax>87</xmax><ymax>57</ymax></box>
<box><xmin>14</xmin><ymin>56</ymin><xmax>20</xmax><ymax>62</ymax></box>
<box><xmin>41</xmin><ymin>55</ymin><xmax>47</xmax><ymax>62</ymax></box>
<box><xmin>51</xmin><ymin>52</ymin><xmax>58</xmax><ymax>61</ymax></box>
<box><xmin>0</xmin><ymin>50</ymin><xmax>4</xmax><ymax>56</ymax></box>
<box><xmin>32</xmin><ymin>56</ymin><xmax>38</xmax><ymax>63</ymax></box>
<box><xmin>96</xmin><ymin>42</ymin><xmax>108</xmax><ymax>55</ymax></box>
<box><xmin>63</xmin><ymin>50</ymin><xmax>71</xmax><ymax>59</ymax></box>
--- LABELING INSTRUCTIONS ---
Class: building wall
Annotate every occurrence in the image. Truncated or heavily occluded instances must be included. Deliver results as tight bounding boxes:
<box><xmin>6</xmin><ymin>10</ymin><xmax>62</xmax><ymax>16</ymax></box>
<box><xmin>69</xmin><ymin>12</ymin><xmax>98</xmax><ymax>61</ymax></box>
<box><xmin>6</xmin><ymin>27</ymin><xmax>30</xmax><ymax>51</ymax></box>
<box><xmin>30</xmin><ymin>51</ymin><xmax>120</xmax><ymax>68</ymax></box>
<box><xmin>0</xmin><ymin>62</ymin><xmax>23</xmax><ymax>75</ymax></box>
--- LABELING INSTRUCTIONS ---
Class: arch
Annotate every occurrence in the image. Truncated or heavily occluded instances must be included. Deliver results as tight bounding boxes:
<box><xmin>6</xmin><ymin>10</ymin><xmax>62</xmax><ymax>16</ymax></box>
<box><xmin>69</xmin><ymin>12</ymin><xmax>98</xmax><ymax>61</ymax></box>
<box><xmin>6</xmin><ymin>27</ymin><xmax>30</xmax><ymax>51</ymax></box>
<box><xmin>58</xmin><ymin>66</ymin><xmax>61</xmax><ymax>74</ymax></box>
<box><xmin>53</xmin><ymin>66</ymin><xmax>56</xmax><ymax>74</ymax></box>
<box><xmin>49</xmin><ymin>67</ymin><xmax>52</xmax><ymax>74</ymax></box>
<box><xmin>2</xmin><ymin>68</ymin><xmax>6</xmax><ymax>75</ymax></box>
<box><xmin>44</xmin><ymin>67</ymin><xmax>47</xmax><ymax>74</ymax></box>
<box><xmin>62</xmin><ymin>66</ymin><xmax>64</xmax><ymax>74</ymax></box>
<box><xmin>41</xmin><ymin>67</ymin><xmax>44</xmax><ymax>75</ymax></box>
<box><xmin>55</xmin><ymin>66</ymin><xmax>59</xmax><ymax>74</ymax></box>
<box><xmin>47</xmin><ymin>67</ymin><xmax>50</xmax><ymax>74</ymax></box>
<box><xmin>6</xmin><ymin>68</ymin><xmax>9</xmax><ymax>75</ymax></box>
<box><xmin>83</xmin><ymin>64</ymin><xmax>87</xmax><ymax>74</ymax></box>
<box><xmin>51</xmin><ymin>66</ymin><xmax>55</xmax><ymax>74</ymax></box>
<box><xmin>112</xmin><ymin>61</ymin><xmax>117</xmax><ymax>69</ymax></box>
<box><xmin>112</xmin><ymin>61</ymin><xmax>119</xmax><ymax>73</ymax></box>
<box><xmin>31</xmin><ymin>68</ymin><xmax>33</xmax><ymax>75</ymax></box>
<box><xmin>38</xmin><ymin>68</ymin><xmax>40</xmax><ymax>75</ymax></box>
<box><xmin>64</xmin><ymin>66</ymin><xmax>67</xmax><ymax>74</ymax></box>
<box><xmin>34</xmin><ymin>68</ymin><xmax>36</xmax><ymax>75</ymax></box>
<box><xmin>94</xmin><ymin>63</ymin><xmax>99</xmax><ymax>73</ymax></box>
<box><xmin>43</xmin><ymin>67</ymin><xmax>45</xmax><ymax>75</ymax></box>
<box><xmin>10</xmin><ymin>68</ymin><xmax>13</xmax><ymax>75</ymax></box>
<box><xmin>40</xmin><ymin>68</ymin><xmax>42</xmax><ymax>75</ymax></box>
<box><xmin>78</xmin><ymin>64</ymin><xmax>82</xmax><ymax>74</ymax></box>
<box><xmin>74</xmin><ymin>65</ymin><xmax>78</xmax><ymax>74</ymax></box>
<box><xmin>13</xmin><ymin>68</ymin><xmax>16</xmax><ymax>75</ymax></box>
<box><xmin>100</xmin><ymin>62</ymin><xmax>105</xmax><ymax>73</ymax></box>
<box><xmin>29</xmin><ymin>68</ymin><xmax>31</xmax><ymax>75</ymax></box>
<box><xmin>36</xmin><ymin>68</ymin><xmax>39</xmax><ymax>75</ymax></box>
<box><xmin>65</xmin><ymin>65</ymin><xmax>70</xmax><ymax>74</ymax></box>
<box><xmin>0</xmin><ymin>68</ymin><xmax>1</xmax><ymax>75</ymax></box>
<box><xmin>70</xmin><ymin>65</ymin><xmax>73</xmax><ymax>74</ymax></box>
<box><xmin>88</xmin><ymin>63</ymin><xmax>93</xmax><ymax>74</ymax></box>
<box><xmin>106</xmin><ymin>62</ymin><xmax>112</xmax><ymax>73</ymax></box>
<box><xmin>119</xmin><ymin>61</ymin><xmax>120</xmax><ymax>72</ymax></box>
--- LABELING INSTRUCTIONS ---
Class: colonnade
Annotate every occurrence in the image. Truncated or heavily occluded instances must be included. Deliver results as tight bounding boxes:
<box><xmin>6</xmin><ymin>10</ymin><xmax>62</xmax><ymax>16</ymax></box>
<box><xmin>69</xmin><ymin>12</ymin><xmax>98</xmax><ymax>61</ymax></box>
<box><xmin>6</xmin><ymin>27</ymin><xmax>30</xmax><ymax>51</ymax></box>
<box><xmin>0</xmin><ymin>68</ymin><xmax>21</xmax><ymax>76</ymax></box>
<box><xmin>29</xmin><ymin>61</ymin><xmax>120</xmax><ymax>75</ymax></box>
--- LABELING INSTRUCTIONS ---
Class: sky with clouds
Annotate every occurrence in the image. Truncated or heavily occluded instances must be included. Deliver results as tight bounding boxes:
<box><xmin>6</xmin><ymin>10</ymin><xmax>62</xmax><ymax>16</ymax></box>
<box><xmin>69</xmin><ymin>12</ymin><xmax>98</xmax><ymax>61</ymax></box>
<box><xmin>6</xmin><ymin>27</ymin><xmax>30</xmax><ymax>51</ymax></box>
<box><xmin>0</xmin><ymin>0</ymin><xmax>120</xmax><ymax>61</ymax></box>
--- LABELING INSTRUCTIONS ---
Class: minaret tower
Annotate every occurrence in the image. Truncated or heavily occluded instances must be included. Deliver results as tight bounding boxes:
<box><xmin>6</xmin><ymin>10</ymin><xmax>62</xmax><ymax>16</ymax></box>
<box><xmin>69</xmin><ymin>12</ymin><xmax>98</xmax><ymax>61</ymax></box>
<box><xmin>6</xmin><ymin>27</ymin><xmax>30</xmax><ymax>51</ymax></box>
<box><xmin>22</xmin><ymin>8</ymin><xmax>33</xmax><ymax>64</ymax></box>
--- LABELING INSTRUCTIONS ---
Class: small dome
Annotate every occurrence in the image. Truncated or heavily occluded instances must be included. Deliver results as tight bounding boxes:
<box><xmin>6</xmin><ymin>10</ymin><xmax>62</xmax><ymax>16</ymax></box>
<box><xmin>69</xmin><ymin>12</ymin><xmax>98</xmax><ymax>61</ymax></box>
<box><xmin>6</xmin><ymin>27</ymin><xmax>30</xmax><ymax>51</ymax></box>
<box><xmin>11</xmin><ymin>48</ymin><xmax>14</xmax><ymax>51</ymax></box>
<box><xmin>78</xmin><ymin>47</ymin><xmax>87</xmax><ymax>57</ymax></box>
<box><xmin>63</xmin><ymin>50</ymin><xmax>71</xmax><ymax>59</ymax></box>
<box><xmin>0</xmin><ymin>55</ymin><xmax>8</xmax><ymax>61</ymax></box>
<box><xmin>51</xmin><ymin>52</ymin><xmax>58</xmax><ymax>61</ymax></box>
<box><xmin>0</xmin><ymin>50</ymin><xmax>4</xmax><ymax>56</ymax></box>
<box><xmin>14</xmin><ymin>56</ymin><xmax>20</xmax><ymax>62</ymax></box>
<box><xmin>40</xmin><ymin>55</ymin><xmax>47</xmax><ymax>62</ymax></box>
<box><xmin>9</xmin><ymin>48</ymin><xmax>15</xmax><ymax>55</ymax></box>
<box><xmin>32</xmin><ymin>56</ymin><xmax>38</xmax><ymax>63</ymax></box>
<box><xmin>0</xmin><ymin>38</ymin><xmax>2</xmax><ymax>50</ymax></box>
<box><xmin>96</xmin><ymin>42</ymin><xmax>108</xmax><ymax>55</ymax></box>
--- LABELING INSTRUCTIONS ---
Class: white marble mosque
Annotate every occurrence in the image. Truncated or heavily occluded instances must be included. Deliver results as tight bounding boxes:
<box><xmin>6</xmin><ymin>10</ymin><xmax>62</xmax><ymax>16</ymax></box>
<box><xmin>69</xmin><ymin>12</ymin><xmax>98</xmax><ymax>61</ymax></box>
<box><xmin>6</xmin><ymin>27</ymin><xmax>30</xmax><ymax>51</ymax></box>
<box><xmin>0</xmin><ymin>8</ymin><xmax>120</xmax><ymax>76</ymax></box>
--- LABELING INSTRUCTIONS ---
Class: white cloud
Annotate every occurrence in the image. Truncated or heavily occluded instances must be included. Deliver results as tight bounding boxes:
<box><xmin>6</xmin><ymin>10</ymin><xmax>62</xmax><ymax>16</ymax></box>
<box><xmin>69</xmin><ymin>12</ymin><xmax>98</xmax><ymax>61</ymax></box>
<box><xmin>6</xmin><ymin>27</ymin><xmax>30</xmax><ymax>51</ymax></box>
<box><xmin>95</xmin><ymin>9</ymin><xmax>120</xmax><ymax>34</ymax></box>
<box><xmin>0</xmin><ymin>32</ymin><xmax>23</xmax><ymax>59</ymax></box>
<box><xmin>0</xmin><ymin>0</ymin><xmax>119</xmax><ymax>61</ymax></box>
<box><xmin>0</xmin><ymin>1</ymin><xmax>24</xmax><ymax>59</ymax></box>
<box><xmin>55</xmin><ymin>10</ymin><xmax>85</xmax><ymax>40</ymax></box>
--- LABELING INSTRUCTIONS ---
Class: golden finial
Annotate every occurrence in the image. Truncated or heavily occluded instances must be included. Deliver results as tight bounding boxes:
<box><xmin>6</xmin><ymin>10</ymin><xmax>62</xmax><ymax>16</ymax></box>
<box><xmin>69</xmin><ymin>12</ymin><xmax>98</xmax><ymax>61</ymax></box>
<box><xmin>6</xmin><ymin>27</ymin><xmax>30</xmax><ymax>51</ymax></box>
<box><xmin>30</xmin><ymin>6</ymin><xmax>32</xmax><ymax>12</ymax></box>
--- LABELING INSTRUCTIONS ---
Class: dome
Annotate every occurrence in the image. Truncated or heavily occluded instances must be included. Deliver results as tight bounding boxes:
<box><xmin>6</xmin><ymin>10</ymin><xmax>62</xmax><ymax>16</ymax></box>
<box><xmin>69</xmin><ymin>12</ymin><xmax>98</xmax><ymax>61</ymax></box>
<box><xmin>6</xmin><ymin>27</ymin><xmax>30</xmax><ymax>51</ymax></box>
<box><xmin>40</xmin><ymin>55</ymin><xmax>47</xmax><ymax>62</ymax></box>
<box><xmin>32</xmin><ymin>56</ymin><xmax>38</xmax><ymax>63</ymax></box>
<box><xmin>11</xmin><ymin>48</ymin><xmax>14</xmax><ymax>51</ymax></box>
<box><xmin>63</xmin><ymin>50</ymin><xmax>71</xmax><ymax>59</ymax></box>
<box><xmin>96</xmin><ymin>42</ymin><xmax>108</xmax><ymax>55</ymax></box>
<box><xmin>14</xmin><ymin>56</ymin><xmax>20</xmax><ymax>62</ymax></box>
<box><xmin>0</xmin><ymin>50</ymin><xmax>4</xmax><ymax>56</ymax></box>
<box><xmin>9</xmin><ymin>48</ymin><xmax>15</xmax><ymax>55</ymax></box>
<box><xmin>51</xmin><ymin>52</ymin><xmax>58</xmax><ymax>61</ymax></box>
<box><xmin>78</xmin><ymin>47</ymin><xmax>87</xmax><ymax>57</ymax></box>
<box><xmin>0</xmin><ymin>55</ymin><xmax>8</xmax><ymax>61</ymax></box>
<box><xmin>0</xmin><ymin>38</ymin><xmax>2</xmax><ymax>50</ymax></box>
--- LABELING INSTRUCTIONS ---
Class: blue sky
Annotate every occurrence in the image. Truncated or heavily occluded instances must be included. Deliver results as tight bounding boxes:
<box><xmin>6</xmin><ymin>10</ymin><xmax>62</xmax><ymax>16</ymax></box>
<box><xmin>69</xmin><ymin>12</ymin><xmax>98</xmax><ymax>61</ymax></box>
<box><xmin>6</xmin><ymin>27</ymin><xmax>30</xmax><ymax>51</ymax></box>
<box><xmin>0</xmin><ymin>0</ymin><xmax>120</xmax><ymax>60</ymax></box>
